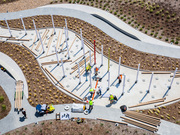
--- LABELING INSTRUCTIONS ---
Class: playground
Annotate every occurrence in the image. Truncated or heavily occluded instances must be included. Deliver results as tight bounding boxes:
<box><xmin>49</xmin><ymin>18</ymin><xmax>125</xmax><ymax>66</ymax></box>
<box><xmin>0</xmin><ymin>2</ymin><xmax>180</xmax><ymax>135</ymax></box>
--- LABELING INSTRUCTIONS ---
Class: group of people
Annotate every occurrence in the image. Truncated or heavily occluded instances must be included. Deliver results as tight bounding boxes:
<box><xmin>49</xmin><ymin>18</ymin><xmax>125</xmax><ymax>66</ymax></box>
<box><xmin>86</xmin><ymin>63</ymin><xmax>122</xmax><ymax>112</ymax></box>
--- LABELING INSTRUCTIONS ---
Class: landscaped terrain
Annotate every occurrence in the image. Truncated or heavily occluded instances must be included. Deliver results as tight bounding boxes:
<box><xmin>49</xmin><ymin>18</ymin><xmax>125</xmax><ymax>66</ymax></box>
<box><xmin>0</xmin><ymin>42</ymin><xmax>82</xmax><ymax>107</ymax></box>
<box><xmin>142</xmin><ymin>101</ymin><xmax>180</xmax><ymax>125</ymax></box>
<box><xmin>52</xmin><ymin>0</ymin><xmax>180</xmax><ymax>45</ymax></box>
<box><xmin>1</xmin><ymin>15</ymin><xmax>179</xmax><ymax>71</ymax></box>
<box><xmin>5</xmin><ymin>119</ymin><xmax>156</xmax><ymax>135</ymax></box>
<box><xmin>0</xmin><ymin>86</ymin><xmax>11</xmax><ymax>120</ymax></box>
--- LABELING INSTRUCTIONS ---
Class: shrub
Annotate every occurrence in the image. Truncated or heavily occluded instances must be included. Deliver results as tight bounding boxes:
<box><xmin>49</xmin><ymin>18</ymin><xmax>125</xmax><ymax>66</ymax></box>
<box><xmin>140</xmin><ymin>28</ymin><xmax>143</xmax><ymax>31</ymax></box>
<box><xmin>159</xmin><ymin>36</ymin><xmax>162</xmax><ymax>39</ymax></box>
<box><xmin>150</xmin><ymin>9</ymin><xmax>153</xmax><ymax>13</ymax></box>
<box><xmin>175</xmin><ymin>41</ymin><xmax>179</xmax><ymax>44</ymax></box>
<box><xmin>0</xmin><ymin>95</ymin><xmax>4</xmax><ymax>102</ymax></box>
<box><xmin>156</xmin><ymin>11</ymin><xmax>160</xmax><ymax>15</ymax></box>
<box><xmin>2</xmin><ymin>104</ymin><xmax>6</xmax><ymax>110</ymax></box>
<box><xmin>120</xmin><ymin>17</ymin><xmax>124</xmax><ymax>19</ymax></box>
<box><xmin>123</xmin><ymin>19</ymin><xmax>126</xmax><ymax>21</ymax></box>
<box><xmin>165</xmin><ymin>38</ymin><xmax>168</xmax><ymax>41</ymax></box>
<box><xmin>171</xmin><ymin>39</ymin><xmax>174</xmax><ymax>43</ymax></box>
<box><xmin>114</xmin><ymin>12</ymin><xmax>117</xmax><ymax>15</ymax></box>
<box><xmin>128</xmin><ymin>21</ymin><xmax>131</xmax><ymax>24</ymax></box>
<box><xmin>145</xmin><ymin>31</ymin><xmax>147</xmax><ymax>34</ymax></box>
<box><xmin>150</xmin><ymin>33</ymin><xmax>154</xmax><ymax>36</ymax></box>
<box><xmin>167</xmin><ymin>15</ymin><xmax>170</xmax><ymax>19</ymax></box>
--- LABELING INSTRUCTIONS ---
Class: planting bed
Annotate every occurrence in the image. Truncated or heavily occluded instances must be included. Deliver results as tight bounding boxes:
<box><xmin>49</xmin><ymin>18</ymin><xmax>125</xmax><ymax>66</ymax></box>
<box><xmin>0</xmin><ymin>42</ymin><xmax>81</xmax><ymax>107</ymax></box>
<box><xmin>0</xmin><ymin>86</ymin><xmax>11</xmax><ymax>120</ymax></box>
<box><xmin>0</xmin><ymin>15</ymin><xmax>180</xmax><ymax>71</ymax></box>
<box><xmin>53</xmin><ymin>0</ymin><xmax>180</xmax><ymax>45</ymax></box>
<box><xmin>5</xmin><ymin>119</ymin><xmax>156</xmax><ymax>135</ymax></box>
<box><xmin>142</xmin><ymin>101</ymin><xmax>180</xmax><ymax>125</ymax></box>
<box><xmin>0</xmin><ymin>0</ymin><xmax>18</xmax><ymax>5</ymax></box>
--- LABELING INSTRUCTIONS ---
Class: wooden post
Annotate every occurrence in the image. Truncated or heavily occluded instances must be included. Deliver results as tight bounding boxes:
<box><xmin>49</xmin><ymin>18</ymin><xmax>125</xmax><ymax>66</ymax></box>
<box><xmin>122</xmin><ymin>74</ymin><xmax>126</xmax><ymax>95</ymax></box>
<box><xmin>61</xmin><ymin>58</ymin><xmax>65</xmax><ymax>78</ymax></box>
<box><xmin>89</xmin><ymin>70</ymin><xmax>92</xmax><ymax>88</ymax></box>
<box><xmin>65</xmin><ymin>27</ymin><xmax>70</xmax><ymax>59</ymax></box>
<box><xmin>147</xmin><ymin>72</ymin><xmax>154</xmax><ymax>93</ymax></box>
<box><xmin>80</xmin><ymin>29</ymin><xmax>85</xmax><ymax>58</ymax></box>
<box><xmin>94</xmin><ymin>40</ymin><xmax>96</xmax><ymax>65</ymax></box>
<box><xmin>169</xmin><ymin>68</ymin><xmax>178</xmax><ymax>89</ymax></box>
<box><xmin>38</xmin><ymin>32</ymin><xmax>44</xmax><ymax>53</ymax></box>
<box><xmin>89</xmin><ymin>50</ymin><xmax>91</xmax><ymax>66</ymax></box>
<box><xmin>4</xmin><ymin>18</ymin><xmax>12</xmax><ymax>37</ymax></box>
<box><xmin>51</xmin><ymin>15</ymin><xmax>56</xmax><ymax>34</ymax></box>
<box><xmin>108</xmin><ymin>48</ymin><xmax>110</xmax><ymax>71</ymax></box>
<box><xmin>101</xmin><ymin>45</ymin><xmax>103</xmax><ymax>66</ymax></box>
<box><xmin>107</xmin><ymin>71</ymin><xmax>110</xmax><ymax>90</ymax></box>
<box><xmin>20</xmin><ymin>16</ymin><xmax>27</xmax><ymax>35</ymax></box>
<box><xmin>78</xmin><ymin>63</ymin><xmax>81</xmax><ymax>84</ymax></box>
<box><xmin>65</xmin><ymin>18</ymin><xmax>68</xmax><ymax>39</ymax></box>
<box><xmin>135</xmin><ymin>63</ymin><xmax>140</xmax><ymax>83</ymax></box>
<box><xmin>32</xmin><ymin>19</ymin><xmax>39</xmax><ymax>41</ymax></box>
<box><xmin>55</xmin><ymin>46</ymin><xmax>59</xmax><ymax>64</ymax></box>
<box><xmin>118</xmin><ymin>57</ymin><xmax>121</xmax><ymax>77</ymax></box>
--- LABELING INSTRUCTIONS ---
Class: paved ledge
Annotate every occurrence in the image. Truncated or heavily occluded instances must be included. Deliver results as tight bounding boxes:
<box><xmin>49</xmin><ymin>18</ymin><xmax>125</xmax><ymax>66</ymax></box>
<box><xmin>0</xmin><ymin>5</ymin><xmax>180</xmax><ymax>59</ymax></box>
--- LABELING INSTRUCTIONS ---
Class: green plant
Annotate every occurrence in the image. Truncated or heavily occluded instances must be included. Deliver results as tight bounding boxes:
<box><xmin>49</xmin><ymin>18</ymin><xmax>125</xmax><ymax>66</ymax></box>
<box><xmin>150</xmin><ymin>33</ymin><xmax>154</xmax><ymax>36</ymax></box>
<box><xmin>159</xmin><ymin>36</ymin><xmax>162</xmax><ymax>39</ymax></box>
<box><xmin>171</xmin><ymin>39</ymin><xmax>174</xmax><ymax>43</ymax></box>
<box><xmin>106</xmin><ymin>131</ymin><xmax>109</xmax><ymax>133</ymax></box>
<box><xmin>150</xmin><ymin>9</ymin><xmax>153</xmax><ymax>13</ymax></box>
<box><xmin>120</xmin><ymin>17</ymin><xmax>124</xmax><ymax>19</ymax></box>
<box><xmin>128</xmin><ymin>21</ymin><xmax>131</xmax><ymax>24</ymax></box>
<box><xmin>90</xmin><ymin>128</ymin><xmax>93</xmax><ymax>131</ymax></box>
<box><xmin>156</xmin><ymin>11</ymin><xmax>160</xmax><ymax>15</ymax></box>
<box><xmin>175</xmin><ymin>41</ymin><xmax>179</xmax><ymax>44</ymax></box>
<box><xmin>2</xmin><ymin>104</ymin><xmax>6</xmax><ymax>110</ymax></box>
<box><xmin>165</xmin><ymin>38</ymin><xmax>168</xmax><ymax>41</ymax></box>
<box><xmin>100</xmin><ymin>123</ymin><xmax>104</xmax><ymax>126</ymax></box>
<box><xmin>0</xmin><ymin>95</ymin><xmax>4</xmax><ymax>102</ymax></box>
<box><xmin>123</xmin><ymin>19</ymin><xmax>126</xmax><ymax>21</ymax></box>
<box><xmin>114</xmin><ymin>12</ymin><xmax>117</xmax><ymax>15</ymax></box>
<box><xmin>145</xmin><ymin>31</ymin><xmax>147</xmax><ymax>34</ymax></box>
<box><xmin>140</xmin><ymin>28</ymin><xmax>143</xmax><ymax>31</ymax></box>
<box><xmin>167</xmin><ymin>15</ymin><xmax>170</xmax><ymax>19</ymax></box>
<box><xmin>25</xmin><ymin>127</ymin><xmax>27</xmax><ymax>130</ymax></box>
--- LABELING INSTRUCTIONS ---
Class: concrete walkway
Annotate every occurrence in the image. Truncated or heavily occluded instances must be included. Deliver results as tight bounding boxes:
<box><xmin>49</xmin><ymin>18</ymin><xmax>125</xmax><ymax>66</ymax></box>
<box><xmin>0</xmin><ymin>52</ymin><xmax>28</xmax><ymax>97</ymax></box>
<box><xmin>0</xmin><ymin>4</ymin><xmax>180</xmax><ymax>58</ymax></box>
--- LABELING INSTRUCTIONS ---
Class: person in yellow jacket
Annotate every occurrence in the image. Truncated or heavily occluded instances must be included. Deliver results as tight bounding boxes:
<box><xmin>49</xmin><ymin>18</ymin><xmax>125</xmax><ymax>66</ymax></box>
<box><xmin>109</xmin><ymin>94</ymin><xmax>114</xmax><ymax>104</ymax></box>
<box><xmin>89</xmin><ymin>88</ymin><xmax>94</xmax><ymax>98</ymax></box>
<box><xmin>89</xmin><ymin>98</ymin><xmax>94</xmax><ymax>111</ymax></box>
<box><xmin>86</xmin><ymin>63</ymin><xmax>91</xmax><ymax>72</ymax></box>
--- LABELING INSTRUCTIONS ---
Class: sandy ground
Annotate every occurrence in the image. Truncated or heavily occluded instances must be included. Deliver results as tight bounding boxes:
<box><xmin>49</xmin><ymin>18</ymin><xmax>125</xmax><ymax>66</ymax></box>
<box><xmin>0</xmin><ymin>0</ymin><xmax>52</xmax><ymax>13</ymax></box>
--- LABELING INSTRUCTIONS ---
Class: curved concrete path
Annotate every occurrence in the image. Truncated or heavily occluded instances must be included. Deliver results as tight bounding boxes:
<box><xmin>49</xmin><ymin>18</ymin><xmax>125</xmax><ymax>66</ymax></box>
<box><xmin>0</xmin><ymin>52</ymin><xmax>28</xmax><ymax>97</ymax></box>
<box><xmin>0</xmin><ymin>4</ymin><xmax>180</xmax><ymax>58</ymax></box>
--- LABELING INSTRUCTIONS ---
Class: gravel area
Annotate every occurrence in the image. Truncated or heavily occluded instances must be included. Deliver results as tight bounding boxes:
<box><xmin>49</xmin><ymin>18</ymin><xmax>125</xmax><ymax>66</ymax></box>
<box><xmin>0</xmin><ymin>0</ymin><xmax>51</xmax><ymax>13</ymax></box>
